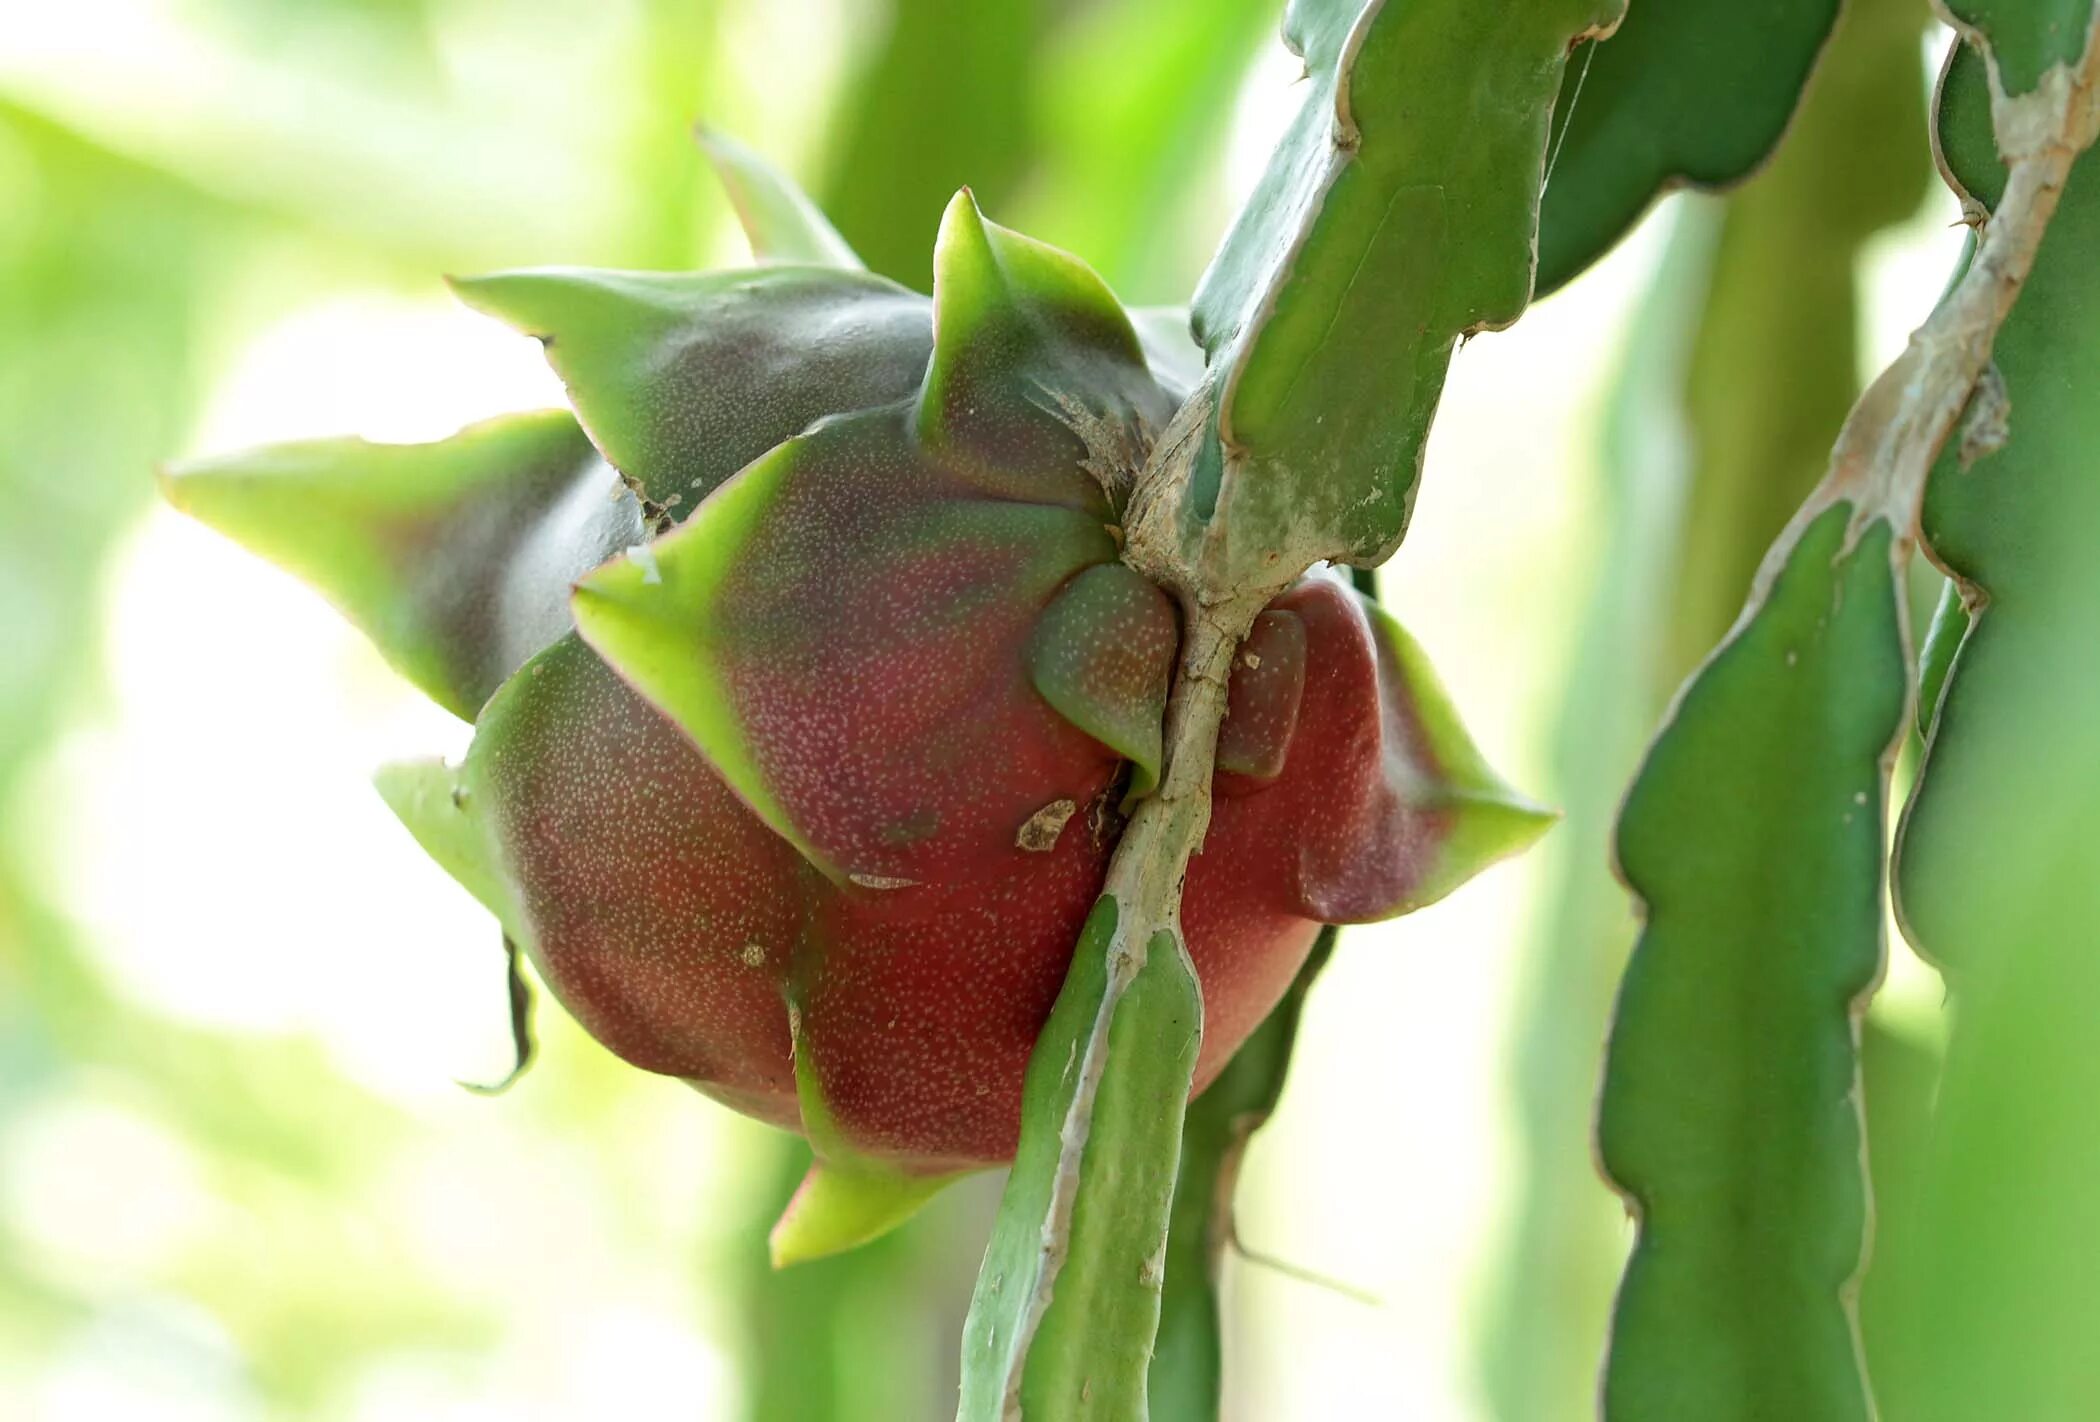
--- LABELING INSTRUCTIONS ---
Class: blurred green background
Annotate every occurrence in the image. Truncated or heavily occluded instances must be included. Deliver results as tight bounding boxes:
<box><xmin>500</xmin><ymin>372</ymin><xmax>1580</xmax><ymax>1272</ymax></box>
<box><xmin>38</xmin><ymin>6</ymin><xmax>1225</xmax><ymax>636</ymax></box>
<box><xmin>0</xmin><ymin>1</ymin><xmax>1963</xmax><ymax>1417</ymax></box>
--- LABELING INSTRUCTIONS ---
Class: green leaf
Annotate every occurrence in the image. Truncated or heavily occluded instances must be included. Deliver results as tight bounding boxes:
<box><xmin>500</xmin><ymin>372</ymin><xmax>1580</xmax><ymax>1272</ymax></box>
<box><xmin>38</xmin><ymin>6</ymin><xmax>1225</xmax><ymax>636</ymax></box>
<box><xmin>1533</xmin><ymin>0</ymin><xmax>1841</xmax><ymax>296</ymax></box>
<box><xmin>957</xmin><ymin>897</ymin><xmax>1203</xmax><ymax>1421</ymax></box>
<box><xmin>162</xmin><ymin>411</ymin><xmax>641</xmax><ymax>721</ymax></box>
<box><xmin>1152</xmin><ymin>0</ymin><xmax>1624</xmax><ymax>590</ymax></box>
<box><xmin>695</xmin><ymin>127</ymin><xmax>864</xmax><ymax>269</ymax></box>
<box><xmin>1890</xmin><ymin>24</ymin><xmax>2100</xmax><ymax>1419</ymax></box>
<box><xmin>449</xmin><ymin>266</ymin><xmax>932</xmax><ymax>514</ymax></box>
<box><xmin>1486</xmin><ymin>2</ymin><xmax>1929</xmax><ymax>1396</ymax></box>
<box><xmin>1149</xmin><ymin>929</ymin><xmax>1331</xmax><ymax>1421</ymax></box>
<box><xmin>1598</xmin><ymin>501</ymin><xmax>1906</xmax><ymax>1421</ymax></box>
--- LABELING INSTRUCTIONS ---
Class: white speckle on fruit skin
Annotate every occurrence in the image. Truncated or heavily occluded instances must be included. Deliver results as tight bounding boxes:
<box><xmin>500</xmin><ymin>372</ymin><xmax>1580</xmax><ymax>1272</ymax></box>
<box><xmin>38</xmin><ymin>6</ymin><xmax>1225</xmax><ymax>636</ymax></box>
<box><xmin>741</xmin><ymin>942</ymin><xmax>767</xmax><ymax>968</ymax></box>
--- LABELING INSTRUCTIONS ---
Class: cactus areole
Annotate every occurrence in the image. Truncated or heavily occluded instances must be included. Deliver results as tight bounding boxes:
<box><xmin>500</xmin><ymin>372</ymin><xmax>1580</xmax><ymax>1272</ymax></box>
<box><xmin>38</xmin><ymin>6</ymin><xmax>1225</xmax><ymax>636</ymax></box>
<box><xmin>164</xmin><ymin>143</ymin><xmax>1546</xmax><ymax>1262</ymax></box>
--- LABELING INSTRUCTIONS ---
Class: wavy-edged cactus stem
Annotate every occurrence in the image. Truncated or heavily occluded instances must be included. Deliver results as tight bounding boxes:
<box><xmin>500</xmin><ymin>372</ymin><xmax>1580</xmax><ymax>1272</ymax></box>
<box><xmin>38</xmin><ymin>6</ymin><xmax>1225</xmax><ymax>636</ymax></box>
<box><xmin>1597</xmin><ymin>10</ymin><xmax>2100</xmax><ymax>1417</ymax></box>
<box><xmin>1888</xmin><ymin>10</ymin><xmax>2100</xmax><ymax>1418</ymax></box>
<box><xmin>1123</xmin><ymin>0</ymin><xmax>1626</xmax><ymax>604</ymax></box>
<box><xmin>1490</xmin><ymin>4</ymin><xmax>1932</xmax><ymax>1404</ymax></box>
<box><xmin>1533</xmin><ymin>0</ymin><xmax>1841</xmax><ymax>296</ymax></box>
<box><xmin>958</xmin><ymin>589</ymin><xmax>1262</xmax><ymax>1422</ymax></box>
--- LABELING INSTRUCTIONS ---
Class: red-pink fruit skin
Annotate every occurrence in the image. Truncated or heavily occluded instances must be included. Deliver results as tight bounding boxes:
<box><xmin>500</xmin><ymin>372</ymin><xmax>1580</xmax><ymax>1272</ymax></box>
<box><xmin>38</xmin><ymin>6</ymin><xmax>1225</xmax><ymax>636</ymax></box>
<box><xmin>479</xmin><ymin>576</ymin><xmax>1414</xmax><ymax>1172</ymax></box>
<box><xmin>474</xmin><ymin>636</ymin><xmax>802</xmax><ymax>1123</ymax></box>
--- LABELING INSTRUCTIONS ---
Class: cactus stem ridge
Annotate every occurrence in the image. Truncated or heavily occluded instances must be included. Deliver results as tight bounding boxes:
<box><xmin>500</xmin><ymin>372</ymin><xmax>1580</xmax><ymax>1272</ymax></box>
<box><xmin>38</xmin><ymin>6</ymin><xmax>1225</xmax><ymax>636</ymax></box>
<box><xmin>994</xmin><ymin>586</ymin><xmax>1267</xmax><ymax>1416</ymax></box>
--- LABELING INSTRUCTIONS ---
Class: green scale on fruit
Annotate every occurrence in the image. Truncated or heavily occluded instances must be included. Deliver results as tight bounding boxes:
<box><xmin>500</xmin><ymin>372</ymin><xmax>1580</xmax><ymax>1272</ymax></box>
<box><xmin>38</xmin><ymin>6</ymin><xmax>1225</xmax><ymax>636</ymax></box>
<box><xmin>163</xmin><ymin>137</ymin><xmax>1548</xmax><ymax>1264</ymax></box>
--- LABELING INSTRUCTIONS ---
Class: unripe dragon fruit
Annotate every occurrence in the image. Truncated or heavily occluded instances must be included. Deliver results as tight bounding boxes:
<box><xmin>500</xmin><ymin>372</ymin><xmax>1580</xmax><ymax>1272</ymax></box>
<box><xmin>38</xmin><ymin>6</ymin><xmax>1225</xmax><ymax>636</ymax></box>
<box><xmin>164</xmin><ymin>136</ymin><xmax>1548</xmax><ymax>1262</ymax></box>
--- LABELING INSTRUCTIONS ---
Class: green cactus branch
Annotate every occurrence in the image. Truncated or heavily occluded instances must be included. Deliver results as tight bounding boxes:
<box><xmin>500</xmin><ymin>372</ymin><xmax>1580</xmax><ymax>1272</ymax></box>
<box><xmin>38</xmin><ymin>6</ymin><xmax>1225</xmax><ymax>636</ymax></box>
<box><xmin>959</xmin><ymin>593</ymin><xmax>1263</xmax><ymax>1421</ymax></box>
<box><xmin>1597</xmin><ymin>7</ymin><xmax>2100</xmax><ymax>1415</ymax></box>
<box><xmin>1887</xmin><ymin>9</ymin><xmax>2100</xmax><ymax>1416</ymax></box>
<box><xmin>1150</xmin><ymin>929</ymin><xmax>1334</xmax><ymax>1419</ymax></box>
<box><xmin>1487</xmin><ymin>7</ymin><xmax>1932</xmax><ymax>1407</ymax></box>
<box><xmin>1532</xmin><ymin>0</ymin><xmax>1842</xmax><ymax>297</ymax></box>
<box><xmin>1124</xmin><ymin>0</ymin><xmax>1627</xmax><ymax>600</ymax></box>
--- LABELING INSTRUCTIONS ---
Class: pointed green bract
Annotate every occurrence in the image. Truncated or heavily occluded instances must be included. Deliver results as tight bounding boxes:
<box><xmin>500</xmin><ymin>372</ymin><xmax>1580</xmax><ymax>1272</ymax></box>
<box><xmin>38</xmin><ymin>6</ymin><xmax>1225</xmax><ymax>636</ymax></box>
<box><xmin>570</xmin><ymin>439</ymin><xmax>805</xmax><ymax>862</ymax></box>
<box><xmin>450</xmin><ymin>265</ymin><xmax>932</xmax><ymax>513</ymax></box>
<box><xmin>918</xmin><ymin>190</ymin><xmax>1170</xmax><ymax>508</ymax></box>
<box><xmin>1364</xmin><ymin>604</ymin><xmax>1556</xmax><ymax>913</ymax></box>
<box><xmin>1599</xmin><ymin>502</ymin><xmax>1905</xmax><ymax>1421</ymax></box>
<box><xmin>1533</xmin><ymin>0</ymin><xmax>1841</xmax><ymax>296</ymax></box>
<box><xmin>772</xmin><ymin>1018</ymin><xmax>963</xmax><ymax>1266</ymax></box>
<box><xmin>1153</xmin><ymin>0</ymin><xmax>1623</xmax><ymax>590</ymax></box>
<box><xmin>1891</xmin><ymin>22</ymin><xmax>2100</xmax><ymax>1418</ymax></box>
<box><xmin>958</xmin><ymin>897</ymin><xmax>1202</xmax><ymax>1421</ymax></box>
<box><xmin>1027</xmin><ymin>564</ymin><xmax>1178</xmax><ymax>797</ymax></box>
<box><xmin>161</xmin><ymin>410</ymin><xmax>640</xmax><ymax>721</ymax></box>
<box><xmin>372</xmin><ymin>757</ymin><xmax>523</xmax><ymax>940</ymax></box>
<box><xmin>376</xmin><ymin>758</ymin><xmax>537</xmax><ymax>1096</ymax></box>
<box><xmin>696</xmin><ymin>127</ymin><xmax>864</xmax><ymax>270</ymax></box>
<box><xmin>768</xmin><ymin>1160</ymin><xmax>957</xmax><ymax>1269</ymax></box>
<box><xmin>924</xmin><ymin>189</ymin><xmax>1146</xmax><ymax>389</ymax></box>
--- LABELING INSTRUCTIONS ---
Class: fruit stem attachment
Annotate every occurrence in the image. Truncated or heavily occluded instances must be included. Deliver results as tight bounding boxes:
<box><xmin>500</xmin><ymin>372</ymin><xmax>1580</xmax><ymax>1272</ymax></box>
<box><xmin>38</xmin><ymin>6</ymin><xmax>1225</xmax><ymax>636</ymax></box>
<box><xmin>958</xmin><ymin>589</ymin><xmax>1267</xmax><ymax>1420</ymax></box>
<box><xmin>1099</xmin><ymin>591</ymin><xmax>1270</xmax><ymax>949</ymax></box>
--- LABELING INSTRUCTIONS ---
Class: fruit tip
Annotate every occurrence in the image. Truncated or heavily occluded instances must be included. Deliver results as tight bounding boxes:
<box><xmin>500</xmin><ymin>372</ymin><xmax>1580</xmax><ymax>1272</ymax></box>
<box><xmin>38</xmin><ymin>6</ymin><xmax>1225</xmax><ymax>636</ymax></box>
<box><xmin>766</xmin><ymin>1158</ymin><xmax>958</xmax><ymax>1268</ymax></box>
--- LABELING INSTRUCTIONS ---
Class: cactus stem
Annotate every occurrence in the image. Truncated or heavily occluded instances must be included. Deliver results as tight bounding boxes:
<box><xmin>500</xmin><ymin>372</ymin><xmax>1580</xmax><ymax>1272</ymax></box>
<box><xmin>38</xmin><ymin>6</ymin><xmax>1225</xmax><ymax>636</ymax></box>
<box><xmin>991</xmin><ymin>584</ymin><xmax>1267</xmax><ymax>1408</ymax></box>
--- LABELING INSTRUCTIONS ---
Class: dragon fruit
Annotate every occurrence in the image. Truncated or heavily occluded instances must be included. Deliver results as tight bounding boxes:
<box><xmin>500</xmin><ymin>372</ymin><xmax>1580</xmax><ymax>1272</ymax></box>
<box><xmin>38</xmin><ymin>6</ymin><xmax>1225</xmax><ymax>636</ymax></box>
<box><xmin>163</xmin><ymin>136</ymin><xmax>1547</xmax><ymax>1262</ymax></box>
